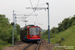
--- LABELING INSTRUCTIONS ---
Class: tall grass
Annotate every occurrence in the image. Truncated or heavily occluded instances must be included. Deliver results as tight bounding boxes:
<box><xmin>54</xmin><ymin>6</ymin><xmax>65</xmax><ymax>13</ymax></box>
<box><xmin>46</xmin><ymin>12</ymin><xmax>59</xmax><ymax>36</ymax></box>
<box><xmin>43</xmin><ymin>25</ymin><xmax>75</xmax><ymax>50</ymax></box>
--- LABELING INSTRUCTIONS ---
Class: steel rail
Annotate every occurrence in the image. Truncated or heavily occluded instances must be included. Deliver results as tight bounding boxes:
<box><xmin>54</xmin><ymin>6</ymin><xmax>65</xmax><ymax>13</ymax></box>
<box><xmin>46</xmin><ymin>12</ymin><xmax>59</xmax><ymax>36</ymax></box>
<box><xmin>35</xmin><ymin>41</ymin><xmax>42</xmax><ymax>50</ymax></box>
<box><xmin>22</xmin><ymin>41</ymin><xmax>42</xmax><ymax>50</ymax></box>
<box><xmin>22</xmin><ymin>43</ymin><xmax>33</xmax><ymax>50</ymax></box>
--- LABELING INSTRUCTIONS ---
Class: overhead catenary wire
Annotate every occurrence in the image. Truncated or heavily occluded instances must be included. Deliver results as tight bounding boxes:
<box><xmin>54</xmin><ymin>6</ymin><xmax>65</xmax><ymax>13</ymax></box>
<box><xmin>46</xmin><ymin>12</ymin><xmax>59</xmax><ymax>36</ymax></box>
<box><xmin>28</xmin><ymin>0</ymin><xmax>40</xmax><ymax>14</ymax></box>
<box><xmin>34</xmin><ymin>0</ymin><xmax>40</xmax><ymax>23</ymax></box>
<box><xmin>29</xmin><ymin>0</ymin><xmax>33</xmax><ymax>8</ymax></box>
<box><xmin>29</xmin><ymin>0</ymin><xmax>40</xmax><ymax>24</ymax></box>
<box><xmin>13</xmin><ymin>0</ymin><xmax>40</xmax><ymax>23</ymax></box>
<box><xmin>36</xmin><ymin>0</ymin><xmax>40</xmax><ymax>7</ymax></box>
<box><xmin>29</xmin><ymin>0</ymin><xmax>40</xmax><ymax>8</ymax></box>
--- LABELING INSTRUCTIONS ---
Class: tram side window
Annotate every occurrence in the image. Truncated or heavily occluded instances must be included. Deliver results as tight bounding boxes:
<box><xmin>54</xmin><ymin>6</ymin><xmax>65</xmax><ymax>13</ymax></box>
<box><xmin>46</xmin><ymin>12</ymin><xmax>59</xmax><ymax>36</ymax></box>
<box><xmin>36</xmin><ymin>28</ymin><xmax>39</xmax><ymax>35</ymax></box>
<box><xmin>25</xmin><ymin>29</ymin><xmax>27</xmax><ymax>36</ymax></box>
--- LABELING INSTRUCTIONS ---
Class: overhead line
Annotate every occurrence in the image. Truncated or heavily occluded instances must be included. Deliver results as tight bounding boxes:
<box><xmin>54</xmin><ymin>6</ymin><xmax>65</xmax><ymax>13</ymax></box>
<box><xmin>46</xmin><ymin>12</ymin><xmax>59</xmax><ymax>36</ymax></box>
<box><xmin>29</xmin><ymin>0</ymin><xmax>40</xmax><ymax>23</ymax></box>
<box><xmin>28</xmin><ymin>0</ymin><xmax>40</xmax><ymax>16</ymax></box>
<box><xmin>36</xmin><ymin>0</ymin><xmax>40</xmax><ymax>7</ymax></box>
<box><xmin>29</xmin><ymin>0</ymin><xmax>33</xmax><ymax>8</ymax></box>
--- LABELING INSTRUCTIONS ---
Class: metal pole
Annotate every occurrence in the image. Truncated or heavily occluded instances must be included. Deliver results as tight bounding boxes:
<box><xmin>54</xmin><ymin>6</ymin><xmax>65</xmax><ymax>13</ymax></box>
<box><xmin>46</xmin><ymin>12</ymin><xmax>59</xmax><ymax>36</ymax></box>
<box><xmin>15</xmin><ymin>14</ymin><xmax>16</xmax><ymax>29</ymax></box>
<box><xmin>12</xmin><ymin>10</ymin><xmax>14</xmax><ymax>46</ymax></box>
<box><xmin>46</xmin><ymin>3</ymin><xmax>50</xmax><ymax>44</ymax></box>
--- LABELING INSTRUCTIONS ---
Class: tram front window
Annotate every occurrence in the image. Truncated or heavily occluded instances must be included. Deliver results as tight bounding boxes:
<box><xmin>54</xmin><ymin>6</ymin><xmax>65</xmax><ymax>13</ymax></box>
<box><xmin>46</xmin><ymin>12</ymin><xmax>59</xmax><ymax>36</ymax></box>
<box><xmin>30</xmin><ymin>27</ymin><xmax>40</xmax><ymax>35</ymax></box>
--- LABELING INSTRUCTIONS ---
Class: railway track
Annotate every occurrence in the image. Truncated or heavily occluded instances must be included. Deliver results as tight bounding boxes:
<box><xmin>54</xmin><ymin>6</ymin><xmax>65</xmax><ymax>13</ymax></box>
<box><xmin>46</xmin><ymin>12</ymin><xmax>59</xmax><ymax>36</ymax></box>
<box><xmin>35</xmin><ymin>41</ymin><xmax>41</xmax><ymax>50</ymax></box>
<box><xmin>22</xmin><ymin>43</ymin><xmax>33</xmax><ymax>50</ymax></box>
<box><xmin>22</xmin><ymin>41</ymin><xmax>42</xmax><ymax>50</ymax></box>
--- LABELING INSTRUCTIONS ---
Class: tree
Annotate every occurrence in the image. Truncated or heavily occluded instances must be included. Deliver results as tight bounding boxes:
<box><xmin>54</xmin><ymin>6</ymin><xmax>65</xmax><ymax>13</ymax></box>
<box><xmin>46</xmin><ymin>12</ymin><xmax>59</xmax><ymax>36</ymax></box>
<box><xmin>67</xmin><ymin>15</ymin><xmax>75</xmax><ymax>27</ymax></box>
<box><xmin>50</xmin><ymin>27</ymin><xmax>59</xmax><ymax>34</ymax></box>
<box><xmin>0</xmin><ymin>14</ymin><xmax>21</xmax><ymax>43</ymax></box>
<box><xmin>16</xmin><ymin>24</ymin><xmax>21</xmax><ymax>34</ymax></box>
<box><xmin>58</xmin><ymin>18</ymin><xmax>70</xmax><ymax>32</ymax></box>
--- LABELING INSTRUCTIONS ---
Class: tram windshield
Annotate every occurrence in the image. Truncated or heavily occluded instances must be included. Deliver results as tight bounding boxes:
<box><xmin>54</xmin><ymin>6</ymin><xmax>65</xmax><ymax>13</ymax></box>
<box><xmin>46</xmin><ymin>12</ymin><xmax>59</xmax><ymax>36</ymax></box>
<box><xmin>30</xmin><ymin>27</ymin><xmax>40</xmax><ymax>35</ymax></box>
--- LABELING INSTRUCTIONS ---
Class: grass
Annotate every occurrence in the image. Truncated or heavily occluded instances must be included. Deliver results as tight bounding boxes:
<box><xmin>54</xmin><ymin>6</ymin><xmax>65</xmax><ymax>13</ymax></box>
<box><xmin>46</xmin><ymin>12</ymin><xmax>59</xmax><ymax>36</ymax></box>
<box><xmin>0</xmin><ymin>39</ymin><xmax>11</xmax><ymax>50</ymax></box>
<box><xmin>0</xmin><ymin>34</ymin><xmax>20</xmax><ymax>50</ymax></box>
<box><xmin>17</xmin><ymin>34</ymin><xmax>21</xmax><ymax>41</ymax></box>
<box><xmin>43</xmin><ymin>25</ymin><xmax>75</xmax><ymax>50</ymax></box>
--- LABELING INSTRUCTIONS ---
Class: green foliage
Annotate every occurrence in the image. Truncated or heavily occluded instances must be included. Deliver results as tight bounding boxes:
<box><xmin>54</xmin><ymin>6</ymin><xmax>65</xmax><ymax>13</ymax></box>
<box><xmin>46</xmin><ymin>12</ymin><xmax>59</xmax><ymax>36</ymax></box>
<box><xmin>67</xmin><ymin>15</ymin><xmax>75</xmax><ymax>27</ymax></box>
<box><xmin>16</xmin><ymin>24</ymin><xmax>21</xmax><ymax>34</ymax></box>
<box><xmin>42</xmin><ymin>28</ymin><xmax>57</xmax><ymax>39</ymax></box>
<box><xmin>51</xmin><ymin>25</ymin><xmax>75</xmax><ymax>50</ymax></box>
<box><xmin>42</xmin><ymin>15</ymin><xmax>75</xmax><ymax>42</ymax></box>
<box><xmin>0</xmin><ymin>14</ymin><xmax>21</xmax><ymax>49</ymax></box>
<box><xmin>0</xmin><ymin>39</ymin><xmax>7</xmax><ymax>50</ymax></box>
<box><xmin>58</xmin><ymin>18</ymin><xmax>70</xmax><ymax>32</ymax></box>
<box><xmin>50</xmin><ymin>27</ymin><xmax>59</xmax><ymax>34</ymax></box>
<box><xmin>41</xmin><ymin>15</ymin><xmax>75</xmax><ymax>50</ymax></box>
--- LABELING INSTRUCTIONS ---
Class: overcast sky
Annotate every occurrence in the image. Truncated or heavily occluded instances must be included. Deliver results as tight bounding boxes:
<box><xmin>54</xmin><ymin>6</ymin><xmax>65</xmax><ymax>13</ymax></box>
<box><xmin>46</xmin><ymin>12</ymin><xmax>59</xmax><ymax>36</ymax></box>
<box><xmin>0</xmin><ymin>0</ymin><xmax>75</xmax><ymax>29</ymax></box>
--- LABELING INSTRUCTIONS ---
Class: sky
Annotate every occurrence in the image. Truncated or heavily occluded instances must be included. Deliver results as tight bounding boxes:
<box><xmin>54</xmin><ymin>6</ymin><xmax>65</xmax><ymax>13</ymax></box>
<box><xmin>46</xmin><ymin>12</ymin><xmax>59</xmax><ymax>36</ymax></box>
<box><xmin>0</xmin><ymin>0</ymin><xmax>75</xmax><ymax>30</ymax></box>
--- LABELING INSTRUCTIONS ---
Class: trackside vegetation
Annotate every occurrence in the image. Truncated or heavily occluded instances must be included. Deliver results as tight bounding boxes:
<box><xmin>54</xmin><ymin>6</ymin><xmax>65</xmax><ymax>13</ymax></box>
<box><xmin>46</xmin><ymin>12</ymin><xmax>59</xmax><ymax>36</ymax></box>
<box><xmin>41</xmin><ymin>15</ymin><xmax>75</xmax><ymax>50</ymax></box>
<box><xmin>51</xmin><ymin>25</ymin><xmax>75</xmax><ymax>50</ymax></box>
<box><xmin>0</xmin><ymin>14</ymin><xmax>21</xmax><ymax>50</ymax></box>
